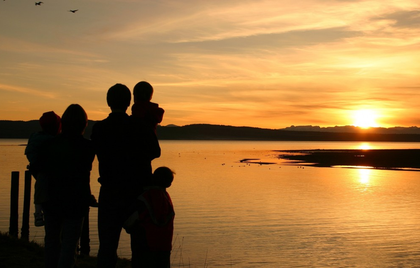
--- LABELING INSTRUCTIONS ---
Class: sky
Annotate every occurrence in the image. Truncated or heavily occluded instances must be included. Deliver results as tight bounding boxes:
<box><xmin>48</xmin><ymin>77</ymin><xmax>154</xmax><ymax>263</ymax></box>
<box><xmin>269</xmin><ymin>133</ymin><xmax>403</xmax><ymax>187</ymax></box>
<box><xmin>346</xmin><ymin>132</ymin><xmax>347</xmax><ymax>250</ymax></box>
<box><xmin>1</xmin><ymin>0</ymin><xmax>420</xmax><ymax>129</ymax></box>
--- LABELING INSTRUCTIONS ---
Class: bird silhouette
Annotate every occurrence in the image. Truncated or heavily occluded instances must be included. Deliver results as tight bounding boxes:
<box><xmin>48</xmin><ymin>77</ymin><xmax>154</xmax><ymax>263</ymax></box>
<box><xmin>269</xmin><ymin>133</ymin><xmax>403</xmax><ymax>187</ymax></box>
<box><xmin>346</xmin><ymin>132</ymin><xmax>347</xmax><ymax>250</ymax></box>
<box><xmin>35</xmin><ymin>2</ymin><xmax>43</xmax><ymax>5</ymax></box>
<box><xmin>69</xmin><ymin>9</ymin><xmax>78</xmax><ymax>13</ymax></box>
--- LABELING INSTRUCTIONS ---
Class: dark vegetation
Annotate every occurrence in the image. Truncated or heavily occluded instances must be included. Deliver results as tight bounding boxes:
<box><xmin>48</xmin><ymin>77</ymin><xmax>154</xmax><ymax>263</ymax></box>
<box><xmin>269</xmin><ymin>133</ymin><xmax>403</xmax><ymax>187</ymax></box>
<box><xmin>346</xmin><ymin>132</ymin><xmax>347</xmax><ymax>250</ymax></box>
<box><xmin>156</xmin><ymin>124</ymin><xmax>420</xmax><ymax>141</ymax></box>
<box><xmin>1</xmin><ymin>121</ymin><xmax>420</xmax><ymax>142</ymax></box>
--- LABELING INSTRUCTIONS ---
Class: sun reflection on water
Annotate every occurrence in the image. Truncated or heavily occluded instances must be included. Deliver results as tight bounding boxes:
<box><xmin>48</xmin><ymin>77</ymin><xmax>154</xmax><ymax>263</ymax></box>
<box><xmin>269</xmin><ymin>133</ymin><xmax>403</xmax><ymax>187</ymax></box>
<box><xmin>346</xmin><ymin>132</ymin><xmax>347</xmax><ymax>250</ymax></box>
<box><xmin>358</xmin><ymin>168</ymin><xmax>372</xmax><ymax>184</ymax></box>
<box><xmin>358</xmin><ymin>142</ymin><xmax>372</xmax><ymax>150</ymax></box>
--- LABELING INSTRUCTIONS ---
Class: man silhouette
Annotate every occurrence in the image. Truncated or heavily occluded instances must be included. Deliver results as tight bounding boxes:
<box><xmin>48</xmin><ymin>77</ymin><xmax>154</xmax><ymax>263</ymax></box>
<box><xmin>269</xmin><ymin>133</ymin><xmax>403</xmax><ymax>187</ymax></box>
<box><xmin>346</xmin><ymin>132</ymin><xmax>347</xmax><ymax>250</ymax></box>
<box><xmin>91</xmin><ymin>83</ymin><xmax>161</xmax><ymax>268</ymax></box>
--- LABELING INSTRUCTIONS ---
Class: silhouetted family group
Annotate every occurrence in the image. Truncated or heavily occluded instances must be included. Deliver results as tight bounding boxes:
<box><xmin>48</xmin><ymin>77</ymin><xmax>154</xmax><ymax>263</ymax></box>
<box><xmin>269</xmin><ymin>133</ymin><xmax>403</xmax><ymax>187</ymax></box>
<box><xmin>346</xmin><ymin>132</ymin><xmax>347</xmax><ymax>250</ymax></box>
<box><xmin>24</xmin><ymin>82</ymin><xmax>174</xmax><ymax>268</ymax></box>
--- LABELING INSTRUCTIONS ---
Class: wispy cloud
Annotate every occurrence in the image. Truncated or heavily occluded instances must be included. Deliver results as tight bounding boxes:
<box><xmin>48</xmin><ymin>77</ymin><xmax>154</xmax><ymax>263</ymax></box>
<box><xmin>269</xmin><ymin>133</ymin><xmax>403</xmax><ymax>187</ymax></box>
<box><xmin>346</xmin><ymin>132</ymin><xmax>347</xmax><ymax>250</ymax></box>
<box><xmin>0</xmin><ymin>83</ymin><xmax>57</xmax><ymax>99</ymax></box>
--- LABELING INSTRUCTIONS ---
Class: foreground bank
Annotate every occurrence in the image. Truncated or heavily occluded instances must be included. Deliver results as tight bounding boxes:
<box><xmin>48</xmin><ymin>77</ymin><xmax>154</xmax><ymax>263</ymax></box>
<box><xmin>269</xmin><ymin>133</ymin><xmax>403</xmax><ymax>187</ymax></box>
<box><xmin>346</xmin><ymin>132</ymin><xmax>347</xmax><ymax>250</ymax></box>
<box><xmin>0</xmin><ymin>232</ymin><xmax>131</xmax><ymax>268</ymax></box>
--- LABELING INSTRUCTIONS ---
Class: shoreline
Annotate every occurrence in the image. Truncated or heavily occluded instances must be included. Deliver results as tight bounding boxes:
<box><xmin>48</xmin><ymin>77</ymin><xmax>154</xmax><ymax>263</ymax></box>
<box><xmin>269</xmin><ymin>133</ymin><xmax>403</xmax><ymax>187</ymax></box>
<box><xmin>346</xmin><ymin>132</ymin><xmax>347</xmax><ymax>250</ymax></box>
<box><xmin>276</xmin><ymin>149</ymin><xmax>420</xmax><ymax>171</ymax></box>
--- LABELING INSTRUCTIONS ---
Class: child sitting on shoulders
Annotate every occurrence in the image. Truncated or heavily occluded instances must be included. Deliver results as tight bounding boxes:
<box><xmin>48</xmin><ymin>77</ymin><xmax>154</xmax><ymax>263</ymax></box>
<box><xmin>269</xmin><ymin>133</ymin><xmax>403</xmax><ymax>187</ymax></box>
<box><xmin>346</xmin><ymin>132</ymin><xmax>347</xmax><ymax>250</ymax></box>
<box><xmin>124</xmin><ymin>166</ymin><xmax>175</xmax><ymax>268</ymax></box>
<box><xmin>131</xmin><ymin>81</ymin><xmax>165</xmax><ymax>133</ymax></box>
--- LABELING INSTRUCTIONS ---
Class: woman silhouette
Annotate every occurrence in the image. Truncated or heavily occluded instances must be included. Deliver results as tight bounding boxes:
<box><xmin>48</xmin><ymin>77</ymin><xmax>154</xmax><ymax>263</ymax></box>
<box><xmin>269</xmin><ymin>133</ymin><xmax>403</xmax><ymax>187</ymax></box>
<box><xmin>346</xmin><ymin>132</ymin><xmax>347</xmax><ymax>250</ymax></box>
<box><xmin>41</xmin><ymin>104</ymin><xmax>95</xmax><ymax>268</ymax></box>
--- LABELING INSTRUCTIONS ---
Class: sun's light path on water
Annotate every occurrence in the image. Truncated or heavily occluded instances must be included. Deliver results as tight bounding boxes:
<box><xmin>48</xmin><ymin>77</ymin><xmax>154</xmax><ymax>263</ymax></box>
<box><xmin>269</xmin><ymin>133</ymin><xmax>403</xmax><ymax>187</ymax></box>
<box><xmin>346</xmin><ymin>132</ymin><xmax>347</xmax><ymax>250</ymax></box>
<box><xmin>358</xmin><ymin>168</ymin><xmax>372</xmax><ymax>184</ymax></box>
<box><xmin>358</xmin><ymin>142</ymin><xmax>372</xmax><ymax>150</ymax></box>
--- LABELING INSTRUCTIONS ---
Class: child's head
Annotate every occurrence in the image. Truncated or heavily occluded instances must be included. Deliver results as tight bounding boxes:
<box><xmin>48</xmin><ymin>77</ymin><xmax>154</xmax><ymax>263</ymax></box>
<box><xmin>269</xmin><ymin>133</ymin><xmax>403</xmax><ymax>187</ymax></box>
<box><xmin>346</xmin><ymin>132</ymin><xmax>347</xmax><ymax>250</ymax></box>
<box><xmin>39</xmin><ymin>111</ymin><xmax>61</xmax><ymax>136</ymax></box>
<box><xmin>153</xmin><ymin>166</ymin><xmax>175</xmax><ymax>188</ymax></box>
<box><xmin>133</xmin><ymin>81</ymin><xmax>153</xmax><ymax>102</ymax></box>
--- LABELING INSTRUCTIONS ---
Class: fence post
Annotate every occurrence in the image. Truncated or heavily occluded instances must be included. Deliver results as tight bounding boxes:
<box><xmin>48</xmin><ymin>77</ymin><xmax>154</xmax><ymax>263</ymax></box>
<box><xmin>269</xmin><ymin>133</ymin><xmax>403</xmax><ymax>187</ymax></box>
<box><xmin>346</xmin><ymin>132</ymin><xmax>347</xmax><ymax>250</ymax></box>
<box><xmin>21</xmin><ymin>170</ymin><xmax>32</xmax><ymax>240</ymax></box>
<box><xmin>9</xmin><ymin>171</ymin><xmax>19</xmax><ymax>238</ymax></box>
<box><xmin>79</xmin><ymin>209</ymin><xmax>90</xmax><ymax>255</ymax></box>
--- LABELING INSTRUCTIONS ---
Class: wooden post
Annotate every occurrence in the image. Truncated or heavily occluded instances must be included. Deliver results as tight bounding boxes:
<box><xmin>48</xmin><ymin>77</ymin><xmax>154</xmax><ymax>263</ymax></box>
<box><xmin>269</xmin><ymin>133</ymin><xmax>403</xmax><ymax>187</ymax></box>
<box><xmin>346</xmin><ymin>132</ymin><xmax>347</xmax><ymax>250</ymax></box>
<box><xmin>79</xmin><ymin>209</ymin><xmax>90</xmax><ymax>255</ymax></box>
<box><xmin>21</xmin><ymin>170</ymin><xmax>32</xmax><ymax>240</ymax></box>
<box><xmin>9</xmin><ymin>171</ymin><xmax>19</xmax><ymax>238</ymax></box>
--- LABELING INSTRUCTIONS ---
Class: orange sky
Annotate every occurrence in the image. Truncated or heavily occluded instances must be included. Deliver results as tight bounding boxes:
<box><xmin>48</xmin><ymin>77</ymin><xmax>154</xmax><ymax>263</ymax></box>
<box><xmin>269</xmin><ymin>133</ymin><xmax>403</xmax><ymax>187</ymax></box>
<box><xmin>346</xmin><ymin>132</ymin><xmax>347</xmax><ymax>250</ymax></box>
<box><xmin>1</xmin><ymin>1</ymin><xmax>420</xmax><ymax>128</ymax></box>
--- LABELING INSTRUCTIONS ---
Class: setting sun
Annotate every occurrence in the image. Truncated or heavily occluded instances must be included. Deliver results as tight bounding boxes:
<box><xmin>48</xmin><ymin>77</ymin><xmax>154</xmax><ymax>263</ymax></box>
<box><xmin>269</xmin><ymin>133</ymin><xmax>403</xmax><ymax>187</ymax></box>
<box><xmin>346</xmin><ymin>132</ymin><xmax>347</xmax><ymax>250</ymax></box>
<box><xmin>352</xmin><ymin>109</ymin><xmax>379</xmax><ymax>128</ymax></box>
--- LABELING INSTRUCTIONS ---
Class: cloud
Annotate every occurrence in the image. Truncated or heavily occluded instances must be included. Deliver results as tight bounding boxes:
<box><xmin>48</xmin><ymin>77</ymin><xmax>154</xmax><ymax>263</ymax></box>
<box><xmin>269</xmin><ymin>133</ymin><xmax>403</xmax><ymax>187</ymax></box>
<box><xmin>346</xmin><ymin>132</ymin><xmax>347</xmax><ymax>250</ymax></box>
<box><xmin>0</xmin><ymin>83</ymin><xmax>57</xmax><ymax>99</ymax></box>
<box><xmin>95</xmin><ymin>0</ymin><xmax>418</xmax><ymax>44</ymax></box>
<box><xmin>169</xmin><ymin>27</ymin><xmax>360</xmax><ymax>54</ymax></box>
<box><xmin>375</xmin><ymin>10</ymin><xmax>420</xmax><ymax>28</ymax></box>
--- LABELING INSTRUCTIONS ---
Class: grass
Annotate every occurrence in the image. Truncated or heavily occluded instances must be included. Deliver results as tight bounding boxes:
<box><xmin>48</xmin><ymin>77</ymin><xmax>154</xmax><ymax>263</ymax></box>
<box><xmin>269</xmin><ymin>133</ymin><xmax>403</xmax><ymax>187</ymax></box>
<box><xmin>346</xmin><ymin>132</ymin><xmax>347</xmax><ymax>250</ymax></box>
<box><xmin>0</xmin><ymin>232</ymin><xmax>131</xmax><ymax>268</ymax></box>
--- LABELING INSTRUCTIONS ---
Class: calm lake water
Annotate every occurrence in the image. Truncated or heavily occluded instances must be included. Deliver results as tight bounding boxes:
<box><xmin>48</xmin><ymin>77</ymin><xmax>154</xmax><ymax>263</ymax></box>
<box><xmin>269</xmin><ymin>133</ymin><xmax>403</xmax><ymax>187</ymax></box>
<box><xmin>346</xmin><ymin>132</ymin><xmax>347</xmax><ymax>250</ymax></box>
<box><xmin>1</xmin><ymin>139</ymin><xmax>420</xmax><ymax>267</ymax></box>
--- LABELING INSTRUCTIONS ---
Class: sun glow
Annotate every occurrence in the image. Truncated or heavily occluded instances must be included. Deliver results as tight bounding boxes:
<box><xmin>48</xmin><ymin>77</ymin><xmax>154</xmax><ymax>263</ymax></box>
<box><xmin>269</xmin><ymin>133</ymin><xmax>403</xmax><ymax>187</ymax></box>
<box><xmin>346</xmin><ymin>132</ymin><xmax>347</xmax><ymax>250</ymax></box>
<box><xmin>352</xmin><ymin>109</ymin><xmax>379</xmax><ymax>128</ymax></box>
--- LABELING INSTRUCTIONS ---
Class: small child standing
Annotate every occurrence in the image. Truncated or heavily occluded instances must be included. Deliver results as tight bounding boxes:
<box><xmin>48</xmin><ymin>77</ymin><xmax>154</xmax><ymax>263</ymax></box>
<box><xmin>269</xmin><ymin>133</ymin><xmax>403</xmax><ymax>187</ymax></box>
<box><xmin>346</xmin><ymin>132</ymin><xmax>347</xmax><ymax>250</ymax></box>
<box><xmin>131</xmin><ymin>81</ymin><xmax>165</xmax><ymax>133</ymax></box>
<box><xmin>124</xmin><ymin>166</ymin><xmax>175</xmax><ymax>268</ymax></box>
<box><xmin>25</xmin><ymin>111</ymin><xmax>61</xmax><ymax>226</ymax></box>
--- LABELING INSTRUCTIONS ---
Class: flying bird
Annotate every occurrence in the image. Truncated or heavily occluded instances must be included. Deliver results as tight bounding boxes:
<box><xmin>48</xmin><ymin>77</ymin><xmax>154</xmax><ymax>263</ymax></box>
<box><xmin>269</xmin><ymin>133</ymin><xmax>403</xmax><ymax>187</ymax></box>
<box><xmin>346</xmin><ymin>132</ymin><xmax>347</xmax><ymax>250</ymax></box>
<box><xmin>35</xmin><ymin>2</ymin><xmax>43</xmax><ymax>5</ymax></box>
<box><xmin>69</xmin><ymin>9</ymin><xmax>78</xmax><ymax>13</ymax></box>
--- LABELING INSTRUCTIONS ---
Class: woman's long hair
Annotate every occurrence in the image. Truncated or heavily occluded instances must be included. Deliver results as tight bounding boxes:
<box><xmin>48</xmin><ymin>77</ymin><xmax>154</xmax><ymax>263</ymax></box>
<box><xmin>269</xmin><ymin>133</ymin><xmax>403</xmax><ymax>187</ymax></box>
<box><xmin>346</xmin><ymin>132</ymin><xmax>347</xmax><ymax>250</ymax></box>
<box><xmin>61</xmin><ymin>104</ymin><xmax>88</xmax><ymax>135</ymax></box>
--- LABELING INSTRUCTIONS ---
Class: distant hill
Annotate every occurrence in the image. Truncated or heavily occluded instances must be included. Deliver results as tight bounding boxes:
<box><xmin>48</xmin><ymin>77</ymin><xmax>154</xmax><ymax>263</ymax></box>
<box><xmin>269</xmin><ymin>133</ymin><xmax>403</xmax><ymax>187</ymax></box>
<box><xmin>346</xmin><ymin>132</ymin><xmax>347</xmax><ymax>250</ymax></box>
<box><xmin>0</xmin><ymin>120</ymin><xmax>96</xmax><ymax>139</ymax></box>
<box><xmin>156</xmin><ymin>124</ymin><xmax>420</xmax><ymax>141</ymax></box>
<box><xmin>1</xmin><ymin>121</ymin><xmax>420</xmax><ymax>142</ymax></box>
<box><xmin>283</xmin><ymin>125</ymin><xmax>420</xmax><ymax>135</ymax></box>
